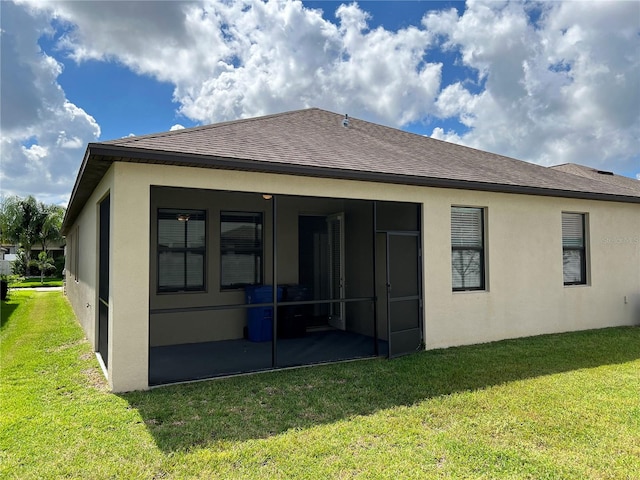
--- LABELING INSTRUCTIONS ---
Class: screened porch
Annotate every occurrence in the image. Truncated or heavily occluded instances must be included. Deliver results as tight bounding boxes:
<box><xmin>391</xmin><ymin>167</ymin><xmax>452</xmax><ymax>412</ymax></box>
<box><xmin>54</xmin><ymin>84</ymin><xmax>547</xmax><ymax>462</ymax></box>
<box><xmin>148</xmin><ymin>186</ymin><xmax>423</xmax><ymax>385</ymax></box>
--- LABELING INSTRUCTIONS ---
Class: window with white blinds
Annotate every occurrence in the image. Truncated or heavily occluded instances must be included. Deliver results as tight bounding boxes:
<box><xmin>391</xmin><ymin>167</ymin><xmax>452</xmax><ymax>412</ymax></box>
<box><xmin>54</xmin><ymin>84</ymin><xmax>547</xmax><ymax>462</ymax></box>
<box><xmin>562</xmin><ymin>212</ymin><xmax>587</xmax><ymax>285</ymax></box>
<box><xmin>74</xmin><ymin>225</ymin><xmax>80</xmax><ymax>282</ymax></box>
<box><xmin>451</xmin><ymin>207</ymin><xmax>485</xmax><ymax>291</ymax></box>
<box><xmin>67</xmin><ymin>232</ymin><xmax>74</xmax><ymax>280</ymax></box>
<box><xmin>157</xmin><ymin>209</ymin><xmax>206</xmax><ymax>292</ymax></box>
<box><xmin>220</xmin><ymin>212</ymin><xmax>263</xmax><ymax>289</ymax></box>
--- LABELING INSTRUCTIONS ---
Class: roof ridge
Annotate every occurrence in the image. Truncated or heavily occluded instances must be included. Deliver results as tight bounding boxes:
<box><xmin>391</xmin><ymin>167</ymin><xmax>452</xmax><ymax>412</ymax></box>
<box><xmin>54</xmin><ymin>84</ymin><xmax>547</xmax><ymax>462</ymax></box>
<box><xmin>99</xmin><ymin>107</ymin><xmax>326</xmax><ymax>144</ymax></box>
<box><xmin>548</xmin><ymin>163</ymin><xmax>640</xmax><ymax>196</ymax></box>
<box><xmin>553</xmin><ymin>162</ymin><xmax>638</xmax><ymax>181</ymax></box>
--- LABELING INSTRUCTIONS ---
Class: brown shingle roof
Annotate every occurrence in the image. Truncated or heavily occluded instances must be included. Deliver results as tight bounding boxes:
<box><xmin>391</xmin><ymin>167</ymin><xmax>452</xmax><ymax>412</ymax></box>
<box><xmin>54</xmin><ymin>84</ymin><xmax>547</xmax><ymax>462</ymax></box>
<box><xmin>550</xmin><ymin>163</ymin><xmax>640</xmax><ymax>195</ymax></box>
<box><xmin>62</xmin><ymin>108</ymin><xmax>640</xmax><ymax>234</ymax></box>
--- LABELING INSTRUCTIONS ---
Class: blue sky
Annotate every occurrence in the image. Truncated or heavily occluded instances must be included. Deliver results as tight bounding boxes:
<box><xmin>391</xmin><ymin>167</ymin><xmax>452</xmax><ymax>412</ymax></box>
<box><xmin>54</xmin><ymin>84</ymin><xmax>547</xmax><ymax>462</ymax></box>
<box><xmin>1</xmin><ymin>0</ymin><xmax>639</xmax><ymax>205</ymax></box>
<box><xmin>46</xmin><ymin>1</ymin><xmax>472</xmax><ymax>141</ymax></box>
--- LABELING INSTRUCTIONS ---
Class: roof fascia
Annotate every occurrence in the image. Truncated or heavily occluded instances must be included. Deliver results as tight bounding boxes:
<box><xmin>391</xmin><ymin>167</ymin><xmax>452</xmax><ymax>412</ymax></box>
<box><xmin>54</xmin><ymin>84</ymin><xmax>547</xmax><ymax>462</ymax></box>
<box><xmin>88</xmin><ymin>144</ymin><xmax>640</xmax><ymax>205</ymax></box>
<box><xmin>61</xmin><ymin>143</ymin><xmax>640</xmax><ymax>234</ymax></box>
<box><xmin>61</xmin><ymin>146</ymin><xmax>93</xmax><ymax>235</ymax></box>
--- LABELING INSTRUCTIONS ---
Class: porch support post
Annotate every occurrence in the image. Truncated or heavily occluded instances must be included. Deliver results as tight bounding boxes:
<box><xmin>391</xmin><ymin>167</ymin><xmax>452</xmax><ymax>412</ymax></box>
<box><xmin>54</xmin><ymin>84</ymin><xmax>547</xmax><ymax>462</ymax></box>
<box><xmin>109</xmin><ymin>163</ymin><xmax>149</xmax><ymax>391</ymax></box>
<box><xmin>271</xmin><ymin>194</ymin><xmax>278</xmax><ymax>368</ymax></box>
<box><xmin>372</xmin><ymin>201</ymin><xmax>378</xmax><ymax>356</ymax></box>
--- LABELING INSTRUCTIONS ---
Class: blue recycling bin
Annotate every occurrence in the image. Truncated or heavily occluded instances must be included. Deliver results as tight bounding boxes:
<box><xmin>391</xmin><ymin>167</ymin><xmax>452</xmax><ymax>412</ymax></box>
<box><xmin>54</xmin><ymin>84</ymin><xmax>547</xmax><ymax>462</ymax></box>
<box><xmin>245</xmin><ymin>286</ymin><xmax>283</xmax><ymax>342</ymax></box>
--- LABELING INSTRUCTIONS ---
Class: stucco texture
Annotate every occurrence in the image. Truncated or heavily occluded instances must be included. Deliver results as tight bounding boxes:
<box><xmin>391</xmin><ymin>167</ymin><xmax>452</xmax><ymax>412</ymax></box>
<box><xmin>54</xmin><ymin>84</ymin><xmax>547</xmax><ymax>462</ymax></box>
<box><xmin>65</xmin><ymin>162</ymin><xmax>640</xmax><ymax>392</ymax></box>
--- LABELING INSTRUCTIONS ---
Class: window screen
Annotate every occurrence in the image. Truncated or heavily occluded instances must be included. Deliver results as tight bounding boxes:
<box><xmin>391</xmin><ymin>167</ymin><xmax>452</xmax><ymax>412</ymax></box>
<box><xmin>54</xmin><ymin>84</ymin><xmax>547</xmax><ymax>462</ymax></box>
<box><xmin>562</xmin><ymin>212</ymin><xmax>586</xmax><ymax>285</ymax></box>
<box><xmin>66</xmin><ymin>233</ymin><xmax>74</xmax><ymax>280</ymax></box>
<box><xmin>74</xmin><ymin>225</ymin><xmax>80</xmax><ymax>282</ymax></box>
<box><xmin>451</xmin><ymin>207</ymin><xmax>485</xmax><ymax>291</ymax></box>
<box><xmin>221</xmin><ymin>212</ymin><xmax>263</xmax><ymax>289</ymax></box>
<box><xmin>157</xmin><ymin>209</ymin><xmax>206</xmax><ymax>292</ymax></box>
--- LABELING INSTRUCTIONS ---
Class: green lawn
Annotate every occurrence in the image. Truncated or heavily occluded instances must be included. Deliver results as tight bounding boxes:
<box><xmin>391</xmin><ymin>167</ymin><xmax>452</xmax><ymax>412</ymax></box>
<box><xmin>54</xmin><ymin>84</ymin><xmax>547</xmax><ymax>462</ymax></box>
<box><xmin>1</xmin><ymin>291</ymin><xmax>639</xmax><ymax>479</ymax></box>
<box><xmin>7</xmin><ymin>276</ymin><xmax>64</xmax><ymax>288</ymax></box>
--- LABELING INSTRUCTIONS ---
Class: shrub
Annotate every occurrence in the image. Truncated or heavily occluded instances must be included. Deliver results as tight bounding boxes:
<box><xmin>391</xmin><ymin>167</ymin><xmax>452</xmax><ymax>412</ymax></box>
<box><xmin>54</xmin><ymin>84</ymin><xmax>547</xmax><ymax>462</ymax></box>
<box><xmin>54</xmin><ymin>256</ymin><xmax>66</xmax><ymax>277</ymax></box>
<box><xmin>11</xmin><ymin>249</ymin><xmax>28</xmax><ymax>276</ymax></box>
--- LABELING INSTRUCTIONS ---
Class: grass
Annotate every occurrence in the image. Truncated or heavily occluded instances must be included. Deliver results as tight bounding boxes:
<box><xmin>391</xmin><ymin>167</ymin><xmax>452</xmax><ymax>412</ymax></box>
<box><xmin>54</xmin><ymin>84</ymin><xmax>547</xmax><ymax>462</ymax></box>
<box><xmin>1</xmin><ymin>291</ymin><xmax>639</xmax><ymax>479</ymax></box>
<box><xmin>7</xmin><ymin>276</ymin><xmax>63</xmax><ymax>288</ymax></box>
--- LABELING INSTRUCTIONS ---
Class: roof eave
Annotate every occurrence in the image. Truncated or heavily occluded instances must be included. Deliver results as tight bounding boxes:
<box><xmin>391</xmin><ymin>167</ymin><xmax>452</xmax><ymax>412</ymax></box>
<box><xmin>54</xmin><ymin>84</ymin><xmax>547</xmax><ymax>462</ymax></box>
<box><xmin>61</xmin><ymin>146</ymin><xmax>93</xmax><ymax>236</ymax></box>
<box><xmin>62</xmin><ymin>143</ymin><xmax>640</xmax><ymax>232</ymax></box>
<box><xmin>91</xmin><ymin>144</ymin><xmax>640</xmax><ymax>202</ymax></box>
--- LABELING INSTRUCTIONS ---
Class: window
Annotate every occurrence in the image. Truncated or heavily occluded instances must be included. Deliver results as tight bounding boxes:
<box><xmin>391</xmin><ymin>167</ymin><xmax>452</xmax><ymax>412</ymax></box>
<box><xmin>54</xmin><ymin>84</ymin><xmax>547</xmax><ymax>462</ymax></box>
<box><xmin>74</xmin><ymin>225</ymin><xmax>79</xmax><ymax>282</ymax></box>
<box><xmin>67</xmin><ymin>232</ymin><xmax>74</xmax><ymax>280</ymax></box>
<box><xmin>562</xmin><ymin>212</ymin><xmax>587</xmax><ymax>285</ymax></box>
<box><xmin>220</xmin><ymin>212</ymin><xmax>263</xmax><ymax>290</ymax></box>
<box><xmin>451</xmin><ymin>207</ymin><xmax>485</xmax><ymax>291</ymax></box>
<box><xmin>157</xmin><ymin>209</ymin><xmax>206</xmax><ymax>292</ymax></box>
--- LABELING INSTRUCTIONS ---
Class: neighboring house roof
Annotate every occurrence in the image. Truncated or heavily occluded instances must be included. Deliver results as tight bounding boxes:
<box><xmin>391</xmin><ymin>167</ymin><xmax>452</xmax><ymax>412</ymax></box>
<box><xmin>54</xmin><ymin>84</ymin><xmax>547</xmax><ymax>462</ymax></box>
<box><xmin>550</xmin><ymin>163</ymin><xmax>640</xmax><ymax>195</ymax></box>
<box><xmin>62</xmin><ymin>108</ymin><xmax>640</xmax><ymax>234</ymax></box>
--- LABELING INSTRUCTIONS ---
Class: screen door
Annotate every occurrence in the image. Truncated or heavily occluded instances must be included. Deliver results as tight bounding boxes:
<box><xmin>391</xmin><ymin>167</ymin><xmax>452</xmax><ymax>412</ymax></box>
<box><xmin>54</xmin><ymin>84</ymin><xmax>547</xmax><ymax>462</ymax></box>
<box><xmin>386</xmin><ymin>232</ymin><xmax>422</xmax><ymax>357</ymax></box>
<box><xmin>98</xmin><ymin>195</ymin><xmax>110</xmax><ymax>368</ymax></box>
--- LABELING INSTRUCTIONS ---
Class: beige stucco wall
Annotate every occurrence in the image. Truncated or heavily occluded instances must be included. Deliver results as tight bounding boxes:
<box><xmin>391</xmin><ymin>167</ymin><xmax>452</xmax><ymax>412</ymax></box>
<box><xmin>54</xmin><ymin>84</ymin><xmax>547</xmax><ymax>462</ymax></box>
<box><xmin>69</xmin><ymin>160</ymin><xmax>639</xmax><ymax>392</ymax></box>
<box><xmin>423</xmin><ymin>188</ymin><xmax>640</xmax><ymax>349</ymax></box>
<box><xmin>66</xmin><ymin>166</ymin><xmax>114</xmax><ymax>355</ymax></box>
<box><xmin>66</xmin><ymin>163</ymin><xmax>150</xmax><ymax>392</ymax></box>
<box><xmin>108</xmin><ymin>163</ymin><xmax>150</xmax><ymax>392</ymax></box>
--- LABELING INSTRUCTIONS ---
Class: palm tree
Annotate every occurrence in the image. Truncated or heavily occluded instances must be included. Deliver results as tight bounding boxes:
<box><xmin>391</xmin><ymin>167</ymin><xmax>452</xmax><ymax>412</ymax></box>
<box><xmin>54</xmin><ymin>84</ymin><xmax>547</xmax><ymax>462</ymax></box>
<box><xmin>39</xmin><ymin>204</ymin><xmax>65</xmax><ymax>255</ymax></box>
<box><xmin>1</xmin><ymin>196</ymin><xmax>65</xmax><ymax>276</ymax></box>
<box><xmin>33</xmin><ymin>251</ymin><xmax>55</xmax><ymax>284</ymax></box>
<box><xmin>0</xmin><ymin>196</ymin><xmax>46</xmax><ymax>274</ymax></box>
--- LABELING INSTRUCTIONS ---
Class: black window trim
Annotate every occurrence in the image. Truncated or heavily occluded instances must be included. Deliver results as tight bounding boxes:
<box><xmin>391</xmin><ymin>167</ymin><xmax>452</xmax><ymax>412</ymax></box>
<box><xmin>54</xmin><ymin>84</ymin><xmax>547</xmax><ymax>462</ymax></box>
<box><xmin>451</xmin><ymin>206</ymin><xmax>486</xmax><ymax>292</ymax></box>
<box><xmin>220</xmin><ymin>210</ymin><xmax>264</xmax><ymax>291</ymax></box>
<box><xmin>74</xmin><ymin>225</ymin><xmax>79</xmax><ymax>283</ymax></box>
<box><xmin>157</xmin><ymin>208</ymin><xmax>207</xmax><ymax>294</ymax></box>
<box><xmin>562</xmin><ymin>212</ymin><xmax>587</xmax><ymax>286</ymax></box>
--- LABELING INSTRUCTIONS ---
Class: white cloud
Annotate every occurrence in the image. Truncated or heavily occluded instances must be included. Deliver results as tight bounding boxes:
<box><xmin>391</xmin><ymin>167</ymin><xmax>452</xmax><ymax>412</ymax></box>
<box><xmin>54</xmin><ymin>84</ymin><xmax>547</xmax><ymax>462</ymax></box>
<box><xmin>4</xmin><ymin>0</ymin><xmax>639</xmax><ymax>207</ymax></box>
<box><xmin>427</xmin><ymin>0</ymin><xmax>640</xmax><ymax>173</ymax></box>
<box><xmin>56</xmin><ymin>129</ymin><xmax>84</xmax><ymax>149</ymax></box>
<box><xmin>1</xmin><ymin>1</ymin><xmax>100</xmax><ymax>205</ymax></box>
<box><xmin>46</xmin><ymin>1</ymin><xmax>640</xmax><ymax>173</ymax></box>
<box><xmin>169</xmin><ymin>124</ymin><xmax>186</xmax><ymax>131</ymax></box>
<box><xmin>21</xmin><ymin>143</ymin><xmax>48</xmax><ymax>160</ymax></box>
<box><xmin>25</xmin><ymin>0</ymin><xmax>442</xmax><ymax>127</ymax></box>
<box><xmin>430</xmin><ymin>126</ymin><xmax>463</xmax><ymax>145</ymax></box>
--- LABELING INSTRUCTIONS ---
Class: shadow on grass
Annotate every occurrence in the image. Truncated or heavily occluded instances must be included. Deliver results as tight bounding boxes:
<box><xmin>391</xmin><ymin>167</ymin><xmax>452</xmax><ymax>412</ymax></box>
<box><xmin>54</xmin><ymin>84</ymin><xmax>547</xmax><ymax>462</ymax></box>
<box><xmin>120</xmin><ymin>326</ymin><xmax>640</xmax><ymax>453</ymax></box>
<box><xmin>1</xmin><ymin>298</ymin><xmax>20</xmax><ymax>330</ymax></box>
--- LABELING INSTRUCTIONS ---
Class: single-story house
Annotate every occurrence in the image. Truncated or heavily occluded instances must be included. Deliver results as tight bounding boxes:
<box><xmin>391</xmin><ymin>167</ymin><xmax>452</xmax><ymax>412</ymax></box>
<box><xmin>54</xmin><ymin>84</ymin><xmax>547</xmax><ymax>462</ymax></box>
<box><xmin>1</xmin><ymin>240</ymin><xmax>65</xmax><ymax>275</ymax></box>
<box><xmin>61</xmin><ymin>108</ymin><xmax>640</xmax><ymax>392</ymax></box>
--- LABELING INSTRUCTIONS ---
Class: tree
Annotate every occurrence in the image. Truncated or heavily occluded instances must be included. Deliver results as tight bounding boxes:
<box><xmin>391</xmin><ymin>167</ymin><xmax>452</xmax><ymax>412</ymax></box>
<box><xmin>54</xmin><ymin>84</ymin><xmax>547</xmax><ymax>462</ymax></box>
<box><xmin>32</xmin><ymin>251</ymin><xmax>56</xmax><ymax>284</ymax></box>
<box><xmin>11</xmin><ymin>249</ymin><xmax>28</xmax><ymax>276</ymax></box>
<box><xmin>0</xmin><ymin>196</ymin><xmax>65</xmax><ymax>275</ymax></box>
<box><xmin>39</xmin><ymin>204</ymin><xmax>65</xmax><ymax>254</ymax></box>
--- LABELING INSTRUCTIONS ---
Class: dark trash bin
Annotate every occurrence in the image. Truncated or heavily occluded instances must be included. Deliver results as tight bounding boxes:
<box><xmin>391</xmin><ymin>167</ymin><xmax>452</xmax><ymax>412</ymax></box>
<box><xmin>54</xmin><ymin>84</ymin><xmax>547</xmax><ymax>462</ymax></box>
<box><xmin>245</xmin><ymin>285</ymin><xmax>283</xmax><ymax>342</ymax></box>
<box><xmin>278</xmin><ymin>285</ymin><xmax>311</xmax><ymax>339</ymax></box>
